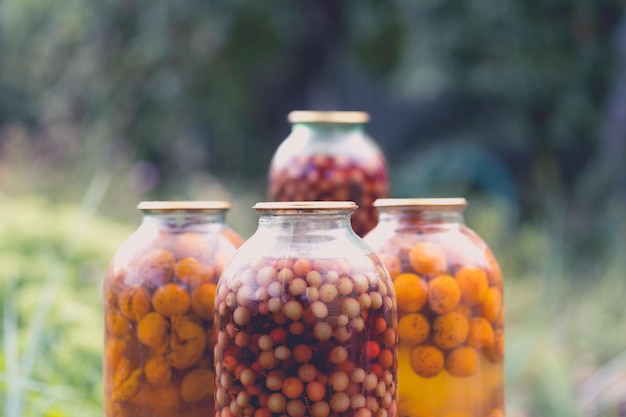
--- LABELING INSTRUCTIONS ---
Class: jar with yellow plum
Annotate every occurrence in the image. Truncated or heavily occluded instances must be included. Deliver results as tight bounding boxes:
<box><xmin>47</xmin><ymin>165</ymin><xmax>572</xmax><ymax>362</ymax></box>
<box><xmin>363</xmin><ymin>199</ymin><xmax>504</xmax><ymax>417</ymax></box>
<box><xmin>103</xmin><ymin>201</ymin><xmax>244</xmax><ymax>417</ymax></box>
<box><xmin>267</xmin><ymin>111</ymin><xmax>389</xmax><ymax>237</ymax></box>
<box><xmin>214</xmin><ymin>201</ymin><xmax>399</xmax><ymax>417</ymax></box>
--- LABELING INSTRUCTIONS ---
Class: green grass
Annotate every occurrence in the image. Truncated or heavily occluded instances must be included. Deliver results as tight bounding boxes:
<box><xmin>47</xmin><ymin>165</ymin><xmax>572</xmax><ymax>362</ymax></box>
<box><xmin>0</xmin><ymin>180</ymin><xmax>133</xmax><ymax>417</ymax></box>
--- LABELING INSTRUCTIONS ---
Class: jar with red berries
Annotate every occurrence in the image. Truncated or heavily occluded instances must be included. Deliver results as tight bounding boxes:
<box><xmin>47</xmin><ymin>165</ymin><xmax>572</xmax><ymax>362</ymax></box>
<box><xmin>267</xmin><ymin>111</ymin><xmax>389</xmax><ymax>237</ymax></box>
<box><xmin>103</xmin><ymin>201</ymin><xmax>244</xmax><ymax>417</ymax></box>
<box><xmin>363</xmin><ymin>198</ymin><xmax>505</xmax><ymax>417</ymax></box>
<box><xmin>214</xmin><ymin>201</ymin><xmax>399</xmax><ymax>417</ymax></box>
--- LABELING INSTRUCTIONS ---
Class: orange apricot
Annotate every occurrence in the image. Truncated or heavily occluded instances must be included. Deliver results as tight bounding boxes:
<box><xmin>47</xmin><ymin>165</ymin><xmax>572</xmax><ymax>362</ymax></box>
<box><xmin>408</xmin><ymin>241</ymin><xmax>447</xmax><ymax>275</ymax></box>
<box><xmin>455</xmin><ymin>265</ymin><xmax>488</xmax><ymax>306</ymax></box>
<box><xmin>378</xmin><ymin>253</ymin><xmax>402</xmax><ymax>279</ymax></box>
<box><xmin>144</xmin><ymin>355</ymin><xmax>172</xmax><ymax>386</ymax></box>
<box><xmin>105</xmin><ymin>337</ymin><xmax>127</xmax><ymax>371</ymax></box>
<box><xmin>191</xmin><ymin>283</ymin><xmax>218</xmax><ymax>321</ymax></box>
<box><xmin>466</xmin><ymin>317</ymin><xmax>495</xmax><ymax>350</ymax></box>
<box><xmin>113</xmin><ymin>368</ymin><xmax>143</xmax><ymax>401</ymax></box>
<box><xmin>432</xmin><ymin>312</ymin><xmax>469</xmax><ymax>350</ymax></box>
<box><xmin>397</xmin><ymin>313</ymin><xmax>430</xmax><ymax>346</ymax></box>
<box><xmin>137</xmin><ymin>248</ymin><xmax>176</xmax><ymax>287</ymax></box>
<box><xmin>118</xmin><ymin>286</ymin><xmax>151</xmax><ymax>322</ymax></box>
<box><xmin>393</xmin><ymin>273</ymin><xmax>427</xmax><ymax>313</ymax></box>
<box><xmin>165</xmin><ymin>315</ymin><xmax>206</xmax><ymax>369</ymax></box>
<box><xmin>137</xmin><ymin>312</ymin><xmax>170</xmax><ymax>349</ymax></box>
<box><xmin>175</xmin><ymin>257</ymin><xmax>215</xmax><ymax>288</ymax></box>
<box><xmin>152</xmin><ymin>283</ymin><xmax>191</xmax><ymax>317</ymax></box>
<box><xmin>106</xmin><ymin>310</ymin><xmax>130</xmax><ymax>337</ymax></box>
<box><xmin>445</xmin><ymin>346</ymin><xmax>480</xmax><ymax>377</ymax></box>
<box><xmin>477</xmin><ymin>287</ymin><xmax>502</xmax><ymax>323</ymax></box>
<box><xmin>409</xmin><ymin>345</ymin><xmax>444</xmax><ymax>378</ymax></box>
<box><xmin>453</xmin><ymin>303</ymin><xmax>473</xmax><ymax>318</ymax></box>
<box><xmin>114</xmin><ymin>357</ymin><xmax>132</xmax><ymax>387</ymax></box>
<box><xmin>180</xmin><ymin>368</ymin><xmax>214</xmax><ymax>403</ymax></box>
<box><xmin>427</xmin><ymin>275</ymin><xmax>461</xmax><ymax>314</ymax></box>
<box><xmin>130</xmin><ymin>382</ymin><xmax>182</xmax><ymax>410</ymax></box>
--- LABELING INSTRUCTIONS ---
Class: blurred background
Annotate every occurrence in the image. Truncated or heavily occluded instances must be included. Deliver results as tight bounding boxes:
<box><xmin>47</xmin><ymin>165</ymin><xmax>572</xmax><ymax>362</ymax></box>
<box><xmin>1</xmin><ymin>1</ymin><xmax>626</xmax><ymax>416</ymax></box>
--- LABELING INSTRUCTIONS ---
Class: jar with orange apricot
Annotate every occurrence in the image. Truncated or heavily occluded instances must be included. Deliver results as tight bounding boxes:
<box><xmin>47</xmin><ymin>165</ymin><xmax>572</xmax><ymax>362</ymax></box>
<box><xmin>363</xmin><ymin>198</ymin><xmax>504</xmax><ymax>417</ymax></box>
<box><xmin>103</xmin><ymin>201</ymin><xmax>244</xmax><ymax>417</ymax></box>
<box><xmin>267</xmin><ymin>111</ymin><xmax>389</xmax><ymax>237</ymax></box>
<box><xmin>215</xmin><ymin>201</ymin><xmax>399</xmax><ymax>417</ymax></box>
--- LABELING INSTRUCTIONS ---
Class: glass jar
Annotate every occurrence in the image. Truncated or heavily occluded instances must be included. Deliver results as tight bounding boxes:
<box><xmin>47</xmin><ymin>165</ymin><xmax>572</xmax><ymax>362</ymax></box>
<box><xmin>103</xmin><ymin>201</ymin><xmax>244</xmax><ymax>417</ymax></box>
<box><xmin>363</xmin><ymin>198</ymin><xmax>504</xmax><ymax>417</ymax></box>
<box><xmin>214</xmin><ymin>201</ymin><xmax>399</xmax><ymax>417</ymax></box>
<box><xmin>267</xmin><ymin>111</ymin><xmax>389</xmax><ymax>237</ymax></box>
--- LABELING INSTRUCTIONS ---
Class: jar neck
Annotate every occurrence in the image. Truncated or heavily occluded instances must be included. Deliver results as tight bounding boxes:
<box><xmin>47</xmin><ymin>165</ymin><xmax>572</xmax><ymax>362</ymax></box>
<box><xmin>377</xmin><ymin>207</ymin><xmax>466</xmax><ymax>227</ymax></box>
<box><xmin>256</xmin><ymin>211</ymin><xmax>355</xmax><ymax>236</ymax></box>
<box><xmin>141</xmin><ymin>209</ymin><xmax>228</xmax><ymax>232</ymax></box>
<box><xmin>291</xmin><ymin>122</ymin><xmax>365</xmax><ymax>137</ymax></box>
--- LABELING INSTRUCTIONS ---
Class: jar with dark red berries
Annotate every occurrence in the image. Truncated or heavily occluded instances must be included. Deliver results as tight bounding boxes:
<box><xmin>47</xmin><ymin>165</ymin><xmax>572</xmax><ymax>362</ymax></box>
<box><xmin>103</xmin><ymin>201</ymin><xmax>244</xmax><ymax>417</ymax></box>
<box><xmin>363</xmin><ymin>198</ymin><xmax>505</xmax><ymax>417</ymax></box>
<box><xmin>267</xmin><ymin>111</ymin><xmax>389</xmax><ymax>237</ymax></box>
<box><xmin>214</xmin><ymin>201</ymin><xmax>399</xmax><ymax>417</ymax></box>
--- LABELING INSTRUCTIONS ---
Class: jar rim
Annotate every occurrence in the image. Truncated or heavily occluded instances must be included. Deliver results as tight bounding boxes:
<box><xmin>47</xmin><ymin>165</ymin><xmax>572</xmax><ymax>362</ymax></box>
<box><xmin>253</xmin><ymin>201</ymin><xmax>358</xmax><ymax>212</ymax></box>
<box><xmin>373</xmin><ymin>198</ymin><xmax>468</xmax><ymax>208</ymax></box>
<box><xmin>137</xmin><ymin>201</ymin><xmax>231</xmax><ymax>211</ymax></box>
<box><xmin>288</xmin><ymin>111</ymin><xmax>370</xmax><ymax>124</ymax></box>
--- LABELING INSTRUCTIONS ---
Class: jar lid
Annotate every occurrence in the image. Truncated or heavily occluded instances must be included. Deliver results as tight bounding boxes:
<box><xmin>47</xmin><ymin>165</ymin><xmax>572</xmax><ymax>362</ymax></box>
<box><xmin>137</xmin><ymin>201</ymin><xmax>231</xmax><ymax>211</ymax></box>
<box><xmin>373</xmin><ymin>198</ymin><xmax>468</xmax><ymax>208</ymax></box>
<box><xmin>287</xmin><ymin>111</ymin><xmax>370</xmax><ymax>124</ymax></box>
<box><xmin>253</xmin><ymin>201</ymin><xmax>358</xmax><ymax>211</ymax></box>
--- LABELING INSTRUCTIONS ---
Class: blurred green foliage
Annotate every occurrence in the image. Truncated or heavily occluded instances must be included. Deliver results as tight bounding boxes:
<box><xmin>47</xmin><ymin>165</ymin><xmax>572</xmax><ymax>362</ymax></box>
<box><xmin>1</xmin><ymin>0</ymin><xmax>624</xmax><ymax>200</ymax></box>
<box><xmin>0</xmin><ymin>193</ymin><xmax>132</xmax><ymax>417</ymax></box>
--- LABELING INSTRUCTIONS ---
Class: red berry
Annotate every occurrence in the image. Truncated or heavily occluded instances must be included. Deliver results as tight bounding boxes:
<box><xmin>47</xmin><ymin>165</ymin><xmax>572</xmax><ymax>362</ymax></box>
<box><xmin>364</xmin><ymin>341</ymin><xmax>380</xmax><ymax>359</ymax></box>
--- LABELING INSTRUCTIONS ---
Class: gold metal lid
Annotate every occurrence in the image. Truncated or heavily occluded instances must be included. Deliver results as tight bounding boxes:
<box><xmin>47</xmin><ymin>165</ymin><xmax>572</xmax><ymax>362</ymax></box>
<box><xmin>287</xmin><ymin>111</ymin><xmax>370</xmax><ymax>124</ymax></box>
<box><xmin>373</xmin><ymin>198</ymin><xmax>468</xmax><ymax>208</ymax></box>
<box><xmin>253</xmin><ymin>201</ymin><xmax>358</xmax><ymax>211</ymax></box>
<box><xmin>137</xmin><ymin>201</ymin><xmax>231</xmax><ymax>211</ymax></box>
